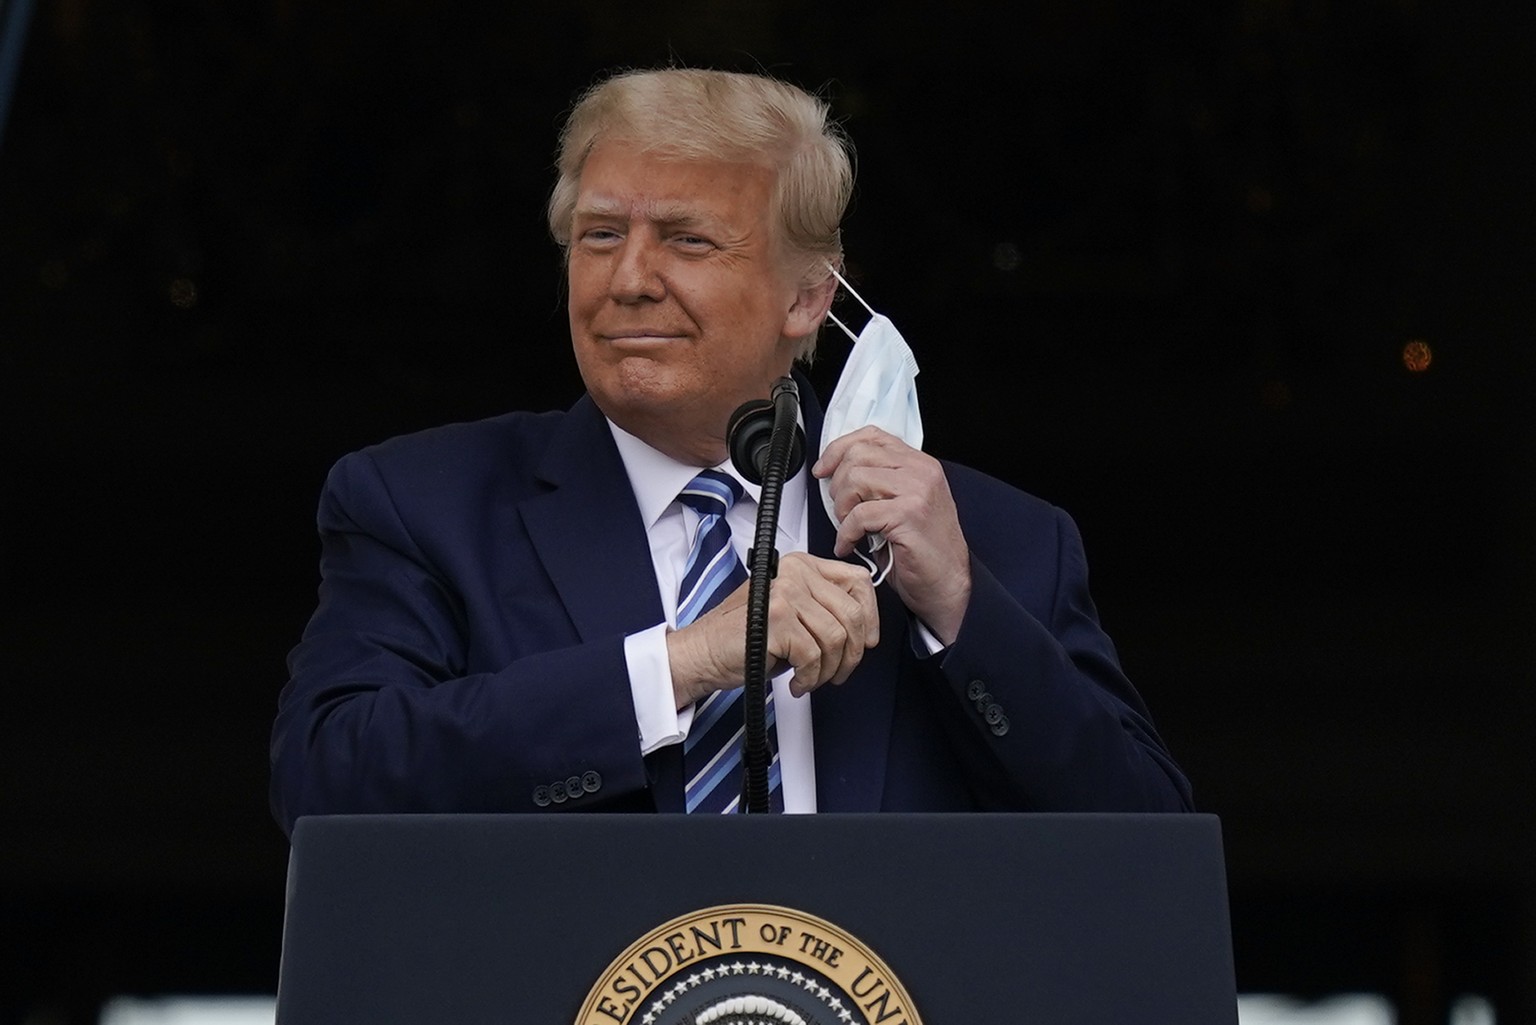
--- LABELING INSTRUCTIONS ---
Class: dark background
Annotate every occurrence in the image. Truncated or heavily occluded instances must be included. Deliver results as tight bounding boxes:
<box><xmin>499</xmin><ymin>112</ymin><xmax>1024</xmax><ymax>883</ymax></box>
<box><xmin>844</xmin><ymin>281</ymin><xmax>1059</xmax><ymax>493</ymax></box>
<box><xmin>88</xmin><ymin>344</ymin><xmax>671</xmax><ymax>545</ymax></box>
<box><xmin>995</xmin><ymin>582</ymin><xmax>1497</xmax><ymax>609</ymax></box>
<box><xmin>2</xmin><ymin>1</ymin><xmax>1532</xmax><ymax>1023</ymax></box>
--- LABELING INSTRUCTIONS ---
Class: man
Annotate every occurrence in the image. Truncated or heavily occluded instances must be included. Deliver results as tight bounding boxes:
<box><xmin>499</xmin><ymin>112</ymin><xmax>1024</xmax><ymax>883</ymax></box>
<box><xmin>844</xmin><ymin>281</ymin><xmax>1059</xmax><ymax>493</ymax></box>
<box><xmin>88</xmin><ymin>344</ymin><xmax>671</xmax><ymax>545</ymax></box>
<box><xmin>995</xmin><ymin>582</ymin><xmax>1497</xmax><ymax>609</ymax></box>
<box><xmin>269</xmin><ymin>68</ymin><xmax>1192</xmax><ymax>837</ymax></box>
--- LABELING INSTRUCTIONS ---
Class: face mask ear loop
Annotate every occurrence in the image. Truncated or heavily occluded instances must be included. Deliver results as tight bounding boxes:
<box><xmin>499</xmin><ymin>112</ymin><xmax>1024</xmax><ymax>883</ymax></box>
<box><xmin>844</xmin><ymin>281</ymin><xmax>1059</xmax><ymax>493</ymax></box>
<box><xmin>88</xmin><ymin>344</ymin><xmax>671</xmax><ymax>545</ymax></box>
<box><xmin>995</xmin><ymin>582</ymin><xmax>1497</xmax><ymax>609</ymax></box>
<box><xmin>854</xmin><ymin>538</ymin><xmax>895</xmax><ymax>586</ymax></box>
<box><xmin>824</xmin><ymin>310</ymin><xmax>860</xmax><ymax>345</ymax></box>
<box><xmin>824</xmin><ymin>260</ymin><xmax>897</xmax><ymax>586</ymax></box>
<box><xmin>826</xmin><ymin>263</ymin><xmax>879</xmax><ymax>319</ymax></box>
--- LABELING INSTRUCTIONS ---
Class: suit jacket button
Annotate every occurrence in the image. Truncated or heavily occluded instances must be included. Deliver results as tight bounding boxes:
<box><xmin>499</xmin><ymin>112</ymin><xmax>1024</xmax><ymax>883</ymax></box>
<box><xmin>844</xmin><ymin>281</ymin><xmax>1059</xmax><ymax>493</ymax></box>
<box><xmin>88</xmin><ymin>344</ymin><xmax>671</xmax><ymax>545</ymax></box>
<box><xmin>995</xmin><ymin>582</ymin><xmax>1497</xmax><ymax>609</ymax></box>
<box><xmin>966</xmin><ymin>680</ymin><xmax>986</xmax><ymax>701</ymax></box>
<box><xmin>549</xmin><ymin>780</ymin><xmax>568</xmax><ymax>804</ymax></box>
<box><xmin>565</xmin><ymin>775</ymin><xmax>583</xmax><ymax>799</ymax></box>
<box><xmin>990</xmin><ymin>715</ymin><xmax>1011</xmax><ymax>737</ymax></box>
<box><xmin>533</xmin><ymin>785</ymin><xmax>551</xmax><ymax>807</ymax></box>
<box><xmin>984</xmin><ymin>703</ymin><xmax>1005</xmax><ymax>725</ymax></box>
<box><xmin>581</xmin><ymin>771</ymin><xmax>602</xmax><ymax>794</ymax></box>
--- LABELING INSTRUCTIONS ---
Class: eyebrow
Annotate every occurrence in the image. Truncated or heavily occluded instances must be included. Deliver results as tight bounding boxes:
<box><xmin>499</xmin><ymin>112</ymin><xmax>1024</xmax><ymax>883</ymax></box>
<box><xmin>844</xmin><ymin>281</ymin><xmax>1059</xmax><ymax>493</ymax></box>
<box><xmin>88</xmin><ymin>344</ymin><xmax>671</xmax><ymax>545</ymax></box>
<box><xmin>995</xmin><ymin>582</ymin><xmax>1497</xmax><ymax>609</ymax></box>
<box><xmin>573</xmin><ymin>195</ymin><xmax>714</xmax><ymax>228</ymax></box>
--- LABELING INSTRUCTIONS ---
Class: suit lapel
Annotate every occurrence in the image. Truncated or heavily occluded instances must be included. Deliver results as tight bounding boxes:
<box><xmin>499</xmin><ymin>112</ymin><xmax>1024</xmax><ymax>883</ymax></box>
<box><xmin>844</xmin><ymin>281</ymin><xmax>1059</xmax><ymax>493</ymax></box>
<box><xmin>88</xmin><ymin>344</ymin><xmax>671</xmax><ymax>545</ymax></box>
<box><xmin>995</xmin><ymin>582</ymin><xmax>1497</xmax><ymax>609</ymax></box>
<box><xmin>519</xmin><ymin>396</ymin><xmax>665</xmax><ymax>643</ymax></box>
<box><xmin>516</xmin><ymin>384</ymin><xmax>900</xmax><ymax>813</ymax></box>
<box><xmin>517</xmin><ymin>395</ymin><xmax>685</xmax><ymax>811</ymax></box>
<box><xmin>803</xmin><ymin>377</ymin><xmax>899</xmax><ymax>812</ymax></box>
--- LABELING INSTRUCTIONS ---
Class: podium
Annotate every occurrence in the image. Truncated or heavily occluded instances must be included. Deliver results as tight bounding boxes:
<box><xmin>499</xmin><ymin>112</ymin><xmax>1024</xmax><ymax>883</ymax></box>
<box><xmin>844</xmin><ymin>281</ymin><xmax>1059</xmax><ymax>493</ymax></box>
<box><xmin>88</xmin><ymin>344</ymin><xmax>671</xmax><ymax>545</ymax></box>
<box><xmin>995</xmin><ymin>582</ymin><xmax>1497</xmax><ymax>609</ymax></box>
<box><xmin>276</xmin><ymin>813</ymin><xmax>1236</xmax><ymax>1023</ymax></box>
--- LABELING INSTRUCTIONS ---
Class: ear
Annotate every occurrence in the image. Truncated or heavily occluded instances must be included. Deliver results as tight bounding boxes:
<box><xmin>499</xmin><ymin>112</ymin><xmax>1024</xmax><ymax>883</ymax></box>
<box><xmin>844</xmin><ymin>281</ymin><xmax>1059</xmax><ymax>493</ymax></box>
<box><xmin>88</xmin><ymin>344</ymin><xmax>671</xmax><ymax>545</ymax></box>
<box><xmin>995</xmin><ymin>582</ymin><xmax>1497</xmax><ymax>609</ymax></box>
<box><xmin>781</xmin><ymin>269</ymin><xmax>838</xmax><ymax>340</ymax></box>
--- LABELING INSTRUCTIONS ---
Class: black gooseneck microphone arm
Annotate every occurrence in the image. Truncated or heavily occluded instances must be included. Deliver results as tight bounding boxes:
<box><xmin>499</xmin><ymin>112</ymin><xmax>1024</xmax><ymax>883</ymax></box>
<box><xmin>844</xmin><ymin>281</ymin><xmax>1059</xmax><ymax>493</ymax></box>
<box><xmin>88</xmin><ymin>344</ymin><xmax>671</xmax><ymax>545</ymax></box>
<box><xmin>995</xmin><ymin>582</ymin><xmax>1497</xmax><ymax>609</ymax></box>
<box><xmin>726</xmin><ymin>376</ymin><xmax>805</xmax><ymax>814</ymax></box>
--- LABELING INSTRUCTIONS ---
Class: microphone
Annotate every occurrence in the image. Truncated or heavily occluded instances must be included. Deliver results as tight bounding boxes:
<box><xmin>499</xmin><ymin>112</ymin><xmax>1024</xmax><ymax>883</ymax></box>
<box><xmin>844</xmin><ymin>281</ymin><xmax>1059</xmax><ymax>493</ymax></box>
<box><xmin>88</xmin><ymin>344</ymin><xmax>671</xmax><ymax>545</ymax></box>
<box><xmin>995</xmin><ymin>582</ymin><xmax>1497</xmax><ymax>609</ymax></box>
<box><xmin>727</xmin><ymin>379</ymin><xmax>805</xmax><ymax>484</ymax></box>
<box><xmin>724</xmin><ymin>376</ymin><xmax>804</xmax><ymax>814</ymax></box>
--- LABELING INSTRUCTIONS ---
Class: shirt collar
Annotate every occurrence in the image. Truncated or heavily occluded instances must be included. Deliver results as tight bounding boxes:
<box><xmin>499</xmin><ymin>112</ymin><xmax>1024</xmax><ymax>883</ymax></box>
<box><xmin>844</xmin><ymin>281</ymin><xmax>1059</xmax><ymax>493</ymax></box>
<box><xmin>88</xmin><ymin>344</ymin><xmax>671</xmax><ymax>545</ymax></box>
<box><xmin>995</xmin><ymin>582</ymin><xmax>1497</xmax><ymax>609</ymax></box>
<box><xmin>605</xmin><ymin>418</ymin><xmax>806</xmax><ymax>543</ymax></box>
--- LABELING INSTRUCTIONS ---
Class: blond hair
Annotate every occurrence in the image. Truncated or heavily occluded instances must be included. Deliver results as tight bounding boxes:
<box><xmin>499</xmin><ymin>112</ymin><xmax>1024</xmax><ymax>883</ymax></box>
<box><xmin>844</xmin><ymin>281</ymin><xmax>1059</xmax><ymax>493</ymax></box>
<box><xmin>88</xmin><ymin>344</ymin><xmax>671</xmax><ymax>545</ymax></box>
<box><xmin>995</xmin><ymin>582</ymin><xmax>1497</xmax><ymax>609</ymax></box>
<box><xmin>548</xmin><ymin>67</ymin><xmax>853</xmax><ymax>294</ymax></box>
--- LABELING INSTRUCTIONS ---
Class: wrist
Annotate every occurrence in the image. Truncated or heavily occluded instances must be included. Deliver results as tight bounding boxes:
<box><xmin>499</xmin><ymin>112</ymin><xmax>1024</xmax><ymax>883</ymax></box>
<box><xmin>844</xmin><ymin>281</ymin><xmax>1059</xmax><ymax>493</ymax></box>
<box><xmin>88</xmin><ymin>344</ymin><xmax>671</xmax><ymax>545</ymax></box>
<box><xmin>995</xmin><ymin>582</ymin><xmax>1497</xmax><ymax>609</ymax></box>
<box><xmin>666</xmin><ymin>625</ymin><xmax>726</xmax><ymax>711</ymax></box>
<box><xmin>919</xmin><ymin>574</ymin><xmax>971</xmax><ymax>648</ymax></box>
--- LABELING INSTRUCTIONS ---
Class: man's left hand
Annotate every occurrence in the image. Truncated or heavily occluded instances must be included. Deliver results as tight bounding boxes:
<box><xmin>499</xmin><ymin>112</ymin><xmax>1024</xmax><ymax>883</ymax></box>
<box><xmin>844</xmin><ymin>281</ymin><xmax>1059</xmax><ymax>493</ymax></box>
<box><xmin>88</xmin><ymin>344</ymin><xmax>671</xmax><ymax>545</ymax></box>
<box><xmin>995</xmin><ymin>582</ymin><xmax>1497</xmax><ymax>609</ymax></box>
<box><xmin>813</xmin><ymin>426</ymin><xmax>971</xmax><ymax>645</ymax></box>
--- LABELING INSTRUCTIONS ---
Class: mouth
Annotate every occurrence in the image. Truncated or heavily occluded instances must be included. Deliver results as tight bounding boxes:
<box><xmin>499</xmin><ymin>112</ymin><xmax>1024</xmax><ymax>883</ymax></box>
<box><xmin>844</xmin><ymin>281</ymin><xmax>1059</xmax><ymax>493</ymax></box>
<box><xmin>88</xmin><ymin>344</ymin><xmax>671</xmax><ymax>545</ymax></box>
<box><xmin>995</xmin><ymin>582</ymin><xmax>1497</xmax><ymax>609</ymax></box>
<box><xmin>600</xmin><ymin>331</ymin><xmax>687</xmax><ymax>347</ymax></box>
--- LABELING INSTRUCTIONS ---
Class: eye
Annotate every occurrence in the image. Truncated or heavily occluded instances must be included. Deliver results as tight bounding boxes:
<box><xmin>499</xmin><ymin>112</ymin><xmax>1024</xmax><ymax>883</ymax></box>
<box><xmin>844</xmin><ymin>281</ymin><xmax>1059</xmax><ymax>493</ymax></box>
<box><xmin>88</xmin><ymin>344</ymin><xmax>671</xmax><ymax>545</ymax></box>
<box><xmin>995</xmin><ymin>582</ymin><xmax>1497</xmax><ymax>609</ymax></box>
<box><xmin>580</xmin><ymin>226</ymin><xmax>622</xmax><ymax>245</ymax></box>
<box><xmin>671</xmin><ymin>233</ymin><xmax>715</xmax><ymax>252</ymax></box>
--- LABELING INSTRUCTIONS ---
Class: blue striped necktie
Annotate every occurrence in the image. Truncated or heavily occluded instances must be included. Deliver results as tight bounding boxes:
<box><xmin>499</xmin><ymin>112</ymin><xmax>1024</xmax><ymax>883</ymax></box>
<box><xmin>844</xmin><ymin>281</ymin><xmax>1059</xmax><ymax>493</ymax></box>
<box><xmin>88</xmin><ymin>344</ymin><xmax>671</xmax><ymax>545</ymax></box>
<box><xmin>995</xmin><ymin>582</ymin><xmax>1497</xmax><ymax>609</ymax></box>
<box><xmin>676</xmin><ymin>469</ymin><xmax>782</xmax><ymax>813</ymax></box>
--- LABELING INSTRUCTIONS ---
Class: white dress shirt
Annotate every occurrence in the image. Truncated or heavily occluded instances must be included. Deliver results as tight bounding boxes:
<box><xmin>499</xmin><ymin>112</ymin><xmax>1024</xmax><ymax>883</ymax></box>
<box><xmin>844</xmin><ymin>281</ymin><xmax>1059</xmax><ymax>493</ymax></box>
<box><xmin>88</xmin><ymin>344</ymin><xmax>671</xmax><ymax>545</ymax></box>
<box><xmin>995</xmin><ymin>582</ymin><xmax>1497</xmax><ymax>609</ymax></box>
<box><xmin>608</xmin><ymin>420</ymin><xmax>818</xmax><ymax>813</ymax></box>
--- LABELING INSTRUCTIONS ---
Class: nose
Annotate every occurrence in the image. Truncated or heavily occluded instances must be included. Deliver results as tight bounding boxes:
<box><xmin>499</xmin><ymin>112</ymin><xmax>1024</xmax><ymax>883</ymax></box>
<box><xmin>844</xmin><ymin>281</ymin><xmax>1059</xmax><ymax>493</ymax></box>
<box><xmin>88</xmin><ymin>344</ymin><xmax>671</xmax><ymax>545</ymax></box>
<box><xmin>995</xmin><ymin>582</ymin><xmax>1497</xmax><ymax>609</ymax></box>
<box><xmin>610</xmin><ymin>234</ymin><xmax>666</xmax><ymax>304</ymax></box>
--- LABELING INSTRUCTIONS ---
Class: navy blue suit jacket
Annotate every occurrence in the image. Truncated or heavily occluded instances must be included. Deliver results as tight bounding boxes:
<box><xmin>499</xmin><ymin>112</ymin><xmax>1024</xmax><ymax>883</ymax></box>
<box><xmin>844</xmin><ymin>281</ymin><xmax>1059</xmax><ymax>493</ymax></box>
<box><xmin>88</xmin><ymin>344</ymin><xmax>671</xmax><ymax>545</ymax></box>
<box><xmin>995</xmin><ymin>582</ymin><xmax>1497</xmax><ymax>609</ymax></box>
<box><xmin>271</xmin><ymin>388</ymin><xmax>1192</xmax><ymax>835</ymax></box>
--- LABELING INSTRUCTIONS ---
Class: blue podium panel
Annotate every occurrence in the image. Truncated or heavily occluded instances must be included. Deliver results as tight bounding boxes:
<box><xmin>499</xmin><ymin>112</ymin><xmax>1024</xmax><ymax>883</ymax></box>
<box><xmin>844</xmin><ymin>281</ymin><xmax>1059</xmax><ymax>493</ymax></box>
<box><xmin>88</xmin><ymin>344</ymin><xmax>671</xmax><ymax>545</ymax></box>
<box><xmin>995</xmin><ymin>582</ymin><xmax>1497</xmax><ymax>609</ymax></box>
<box><xmin>277</xmin><ymin>813</ymin><xmax>1236</xmax><ymax>1024</ymax></box>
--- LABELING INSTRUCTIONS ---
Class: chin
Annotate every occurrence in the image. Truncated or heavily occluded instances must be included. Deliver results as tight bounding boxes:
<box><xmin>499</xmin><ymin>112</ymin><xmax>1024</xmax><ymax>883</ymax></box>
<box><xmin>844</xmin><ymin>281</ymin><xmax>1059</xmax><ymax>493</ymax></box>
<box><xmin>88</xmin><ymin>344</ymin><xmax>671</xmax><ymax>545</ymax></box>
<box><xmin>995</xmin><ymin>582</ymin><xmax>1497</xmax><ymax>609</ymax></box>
<box><xmin>594</xmin><ymin>359</ymin><xmax>693</xmax><ymax>411</ymax></box>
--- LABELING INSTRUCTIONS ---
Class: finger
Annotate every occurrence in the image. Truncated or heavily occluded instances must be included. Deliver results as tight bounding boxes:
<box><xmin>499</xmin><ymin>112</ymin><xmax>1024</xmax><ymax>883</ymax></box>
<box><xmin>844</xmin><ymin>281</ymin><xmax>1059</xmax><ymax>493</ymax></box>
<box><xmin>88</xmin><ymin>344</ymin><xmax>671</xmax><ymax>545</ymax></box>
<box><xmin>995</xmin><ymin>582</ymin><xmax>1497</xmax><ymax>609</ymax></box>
<box><xmin>829</xmin><ymin>463</ymin><xmax>910</xmax><ymax>522</ymax></box>
<box><xmin>763</xmin><ymin>560</ymin><xmax>827</xmax><ymax>693</ymax></box>
<box><xmin>811</xmin><ymin>571</ymin><xmax>880</xmax><ymax>683</ymax></box>
<box><xmin>769</xmin><ymin>580</ymin><xmax>849</xmax><ymax>693</ymax></box>
<box><xmin>804</xmin><ymin>557</ymin><xmax>881</xmax><ymax>658</ymax></box>
<box><xmin>787</xmin><ymin>555</ymin><xmax>882</xmax><ymax>647</ymax></box>
<box><xmin>771</xmin><ymin>558</ymin><xmax>879</xmax><ymax>691</ymax></box>
<box><xmin>812</xmin><ymin>425</ymin><xmax>897</xmax><ymax>477</ymax></box>
<box><xmin>781</xmin><ymin>631</ymin><xmax>824</xmax><ymax>698</ymax></box>
<box><xmin>833</xmin><ymin>494</ymin><xmax>906</xmax><ymax>557</ymax></box>
<box><xmin>789</xmin><ymin>602</ymin><xmax>851</xmax><ymax>694</ymax></box>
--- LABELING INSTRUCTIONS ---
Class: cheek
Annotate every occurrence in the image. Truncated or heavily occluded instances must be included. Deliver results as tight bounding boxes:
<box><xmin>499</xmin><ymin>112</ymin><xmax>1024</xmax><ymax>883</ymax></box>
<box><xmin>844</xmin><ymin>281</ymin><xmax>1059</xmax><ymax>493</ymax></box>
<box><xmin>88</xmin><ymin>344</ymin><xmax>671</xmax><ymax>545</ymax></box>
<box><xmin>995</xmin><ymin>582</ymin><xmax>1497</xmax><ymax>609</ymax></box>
<box><xmin>565</xmin><ymin>258</ymin><xmax>605</xmax><ymax>307</ymax></box>
<box><xmin>566</xmin><ymin>276</ymin><xmax>595</xmax><ymax>317</ymax></box>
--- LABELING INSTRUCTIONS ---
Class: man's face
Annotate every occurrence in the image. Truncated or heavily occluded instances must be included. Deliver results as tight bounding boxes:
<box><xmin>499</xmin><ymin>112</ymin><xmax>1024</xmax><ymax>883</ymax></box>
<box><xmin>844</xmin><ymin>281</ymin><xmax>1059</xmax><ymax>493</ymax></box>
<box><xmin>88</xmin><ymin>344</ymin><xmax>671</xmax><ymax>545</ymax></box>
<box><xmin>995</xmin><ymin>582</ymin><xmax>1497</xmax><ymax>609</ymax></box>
<box><xmin>566</xmin><ymin>141</ymin><xmax>825</xmax><ymax>466</ymax></box>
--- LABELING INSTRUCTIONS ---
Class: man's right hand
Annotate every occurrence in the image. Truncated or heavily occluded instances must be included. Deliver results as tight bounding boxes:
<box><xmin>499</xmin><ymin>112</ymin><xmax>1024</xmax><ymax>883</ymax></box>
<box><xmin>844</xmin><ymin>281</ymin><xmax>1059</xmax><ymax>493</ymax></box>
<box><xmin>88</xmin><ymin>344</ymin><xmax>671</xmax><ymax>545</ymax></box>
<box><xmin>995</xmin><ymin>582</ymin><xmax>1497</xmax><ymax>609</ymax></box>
<box><xmin>666</xmin><ymin>552</ymin><xmax>880</xmax><ymax>710</ymax></box>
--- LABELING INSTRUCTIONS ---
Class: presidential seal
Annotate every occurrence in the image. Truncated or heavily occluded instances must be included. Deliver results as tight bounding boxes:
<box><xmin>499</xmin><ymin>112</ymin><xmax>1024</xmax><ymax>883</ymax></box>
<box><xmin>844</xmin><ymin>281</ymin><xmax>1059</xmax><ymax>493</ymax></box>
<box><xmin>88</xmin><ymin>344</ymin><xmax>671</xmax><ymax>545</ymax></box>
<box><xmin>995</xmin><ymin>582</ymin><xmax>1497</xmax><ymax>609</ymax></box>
<box><xmin>575</xmin><ymin>904</ymin><xmax>923</xmax><ymax>1025</ymax></box>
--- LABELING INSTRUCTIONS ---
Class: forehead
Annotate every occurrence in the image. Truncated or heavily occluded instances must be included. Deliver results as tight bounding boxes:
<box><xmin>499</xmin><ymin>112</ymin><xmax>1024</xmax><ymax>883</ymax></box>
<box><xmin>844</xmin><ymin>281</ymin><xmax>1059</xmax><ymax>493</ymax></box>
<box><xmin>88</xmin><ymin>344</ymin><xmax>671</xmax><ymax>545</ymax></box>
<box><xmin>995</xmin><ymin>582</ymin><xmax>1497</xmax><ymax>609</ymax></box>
<box><xmin>574</xmin><ymin>142</ymin><xmax>777</xmax><ymax>224</ymax></box>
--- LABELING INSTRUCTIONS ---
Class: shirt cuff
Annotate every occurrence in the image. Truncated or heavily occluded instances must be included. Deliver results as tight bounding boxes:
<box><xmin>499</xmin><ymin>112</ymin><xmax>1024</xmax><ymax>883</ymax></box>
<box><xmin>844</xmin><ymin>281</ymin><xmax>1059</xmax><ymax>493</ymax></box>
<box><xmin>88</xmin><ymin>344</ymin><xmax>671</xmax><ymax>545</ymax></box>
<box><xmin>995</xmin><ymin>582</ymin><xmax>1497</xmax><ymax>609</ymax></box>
<box><xmin>910</xmin><ymin>617</ymin><xmax>946</xmax><ymax>658</ymax></box>
<box><xmin>624</xmin><ymin>623</ymin><xmax>694</xmax><ymax>755</ymax></box>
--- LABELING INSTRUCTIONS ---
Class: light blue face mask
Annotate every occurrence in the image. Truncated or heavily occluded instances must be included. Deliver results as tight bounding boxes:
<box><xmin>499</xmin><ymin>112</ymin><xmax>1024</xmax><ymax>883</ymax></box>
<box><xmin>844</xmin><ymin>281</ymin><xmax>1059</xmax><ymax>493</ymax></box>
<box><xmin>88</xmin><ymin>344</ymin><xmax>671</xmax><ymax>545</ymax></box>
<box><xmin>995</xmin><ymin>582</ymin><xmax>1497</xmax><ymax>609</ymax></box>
<box><xmin>819</xmin><ymin>266</ymin><xmax>924</xmax><ymax>584</ymax></box>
